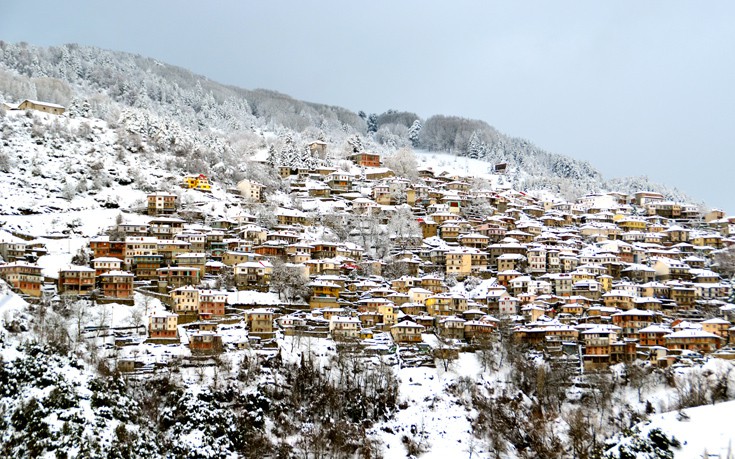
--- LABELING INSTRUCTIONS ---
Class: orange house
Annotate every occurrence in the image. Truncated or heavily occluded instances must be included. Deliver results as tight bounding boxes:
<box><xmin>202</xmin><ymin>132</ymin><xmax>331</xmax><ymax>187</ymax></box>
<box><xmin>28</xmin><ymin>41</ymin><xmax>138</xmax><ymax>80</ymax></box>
<box><xmin>349</xmin><ymin>152</ymin><xmax>381</xmax><ymax>167</ymax></box>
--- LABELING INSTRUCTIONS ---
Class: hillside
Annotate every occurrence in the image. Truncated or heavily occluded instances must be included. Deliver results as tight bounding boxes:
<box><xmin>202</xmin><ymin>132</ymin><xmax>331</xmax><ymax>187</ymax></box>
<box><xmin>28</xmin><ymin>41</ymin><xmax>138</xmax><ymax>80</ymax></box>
<box><xmin>1</xmin><ymin>40</ymin><xmax>734</xmax><ymax>459</ymax></box>
<box><xmin>0</xmin><ymin>41</ymin><xmax>692</xmax><ymax>203</ymax></box>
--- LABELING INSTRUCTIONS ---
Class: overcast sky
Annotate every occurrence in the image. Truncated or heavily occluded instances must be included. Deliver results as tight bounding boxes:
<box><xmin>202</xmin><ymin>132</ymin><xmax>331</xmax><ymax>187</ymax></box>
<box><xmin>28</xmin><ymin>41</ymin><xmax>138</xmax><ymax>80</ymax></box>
<box><xmin>3</xmin><ymin>1</ymin><xmax>735</xmax><ymax>212</ymax></box>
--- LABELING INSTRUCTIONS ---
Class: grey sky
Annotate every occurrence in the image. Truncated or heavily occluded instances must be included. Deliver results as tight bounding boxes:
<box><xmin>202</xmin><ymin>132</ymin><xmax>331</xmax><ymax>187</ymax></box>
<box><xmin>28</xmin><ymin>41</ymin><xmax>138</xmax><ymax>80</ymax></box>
<box><xmin>3</xmin><ymin>1</ymin><xmax>734</xmax><ymax>212</ymax></box>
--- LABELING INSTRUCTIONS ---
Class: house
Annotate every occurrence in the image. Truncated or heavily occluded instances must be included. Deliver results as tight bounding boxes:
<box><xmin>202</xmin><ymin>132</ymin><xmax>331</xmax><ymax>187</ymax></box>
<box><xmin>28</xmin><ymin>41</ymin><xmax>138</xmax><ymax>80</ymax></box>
<box><xmin>464</xmin><ymin>319</ymin><xmax>497</xmax><ymax>342</ymax></box>
<box><xmin>198</xmin><ymin>290</ymin><xmax>228</xmax><ymax>318</ymax></box>
<box><xmin>425</xmin><ymin>294</ymin><xmax>468</xmax><ymax>317</ymax></box>
<box><xmin>175</xmin><ymin>252</ymin><xmax>207</xmax><ymax>274</ymax></box>
<box><xmin>309</xmin><ymin>280</ymin><xmax>342</xmax><ymax>298</ymax></box>
<box><xmin>247</xmin><ymin>308</ymin><xmax>275</xmax><ymax>335</ymax></box>
<box><xmin>148</xmin><ymin>312</ymin><xmax>178</xmax><ymax>339</ymax></box>
<box><xmin>90</xmin><ymin>237</ymin><xmax>126</xmax><ymax>260</ymax></box>
<box><xmin>326</xmin><ymin>172</ymin><xmax>353</xmax><ymax>193</ymax></box>
<box><xmin>171</xmin><ymin>286</ymin><xmax>200</xmax><ymax>314</ymax></box>
<box><xmin>611</xmin><ymin>309</ymin><xmax>658</xmax><ymax>340</ymax></box>
<box><xmin>4</xmin><ymin>99</ymin><xmax>65</xmax><ymax>115</ymax></box>
<box><xmin>181</xmin><ymin>174</ymin><xmax>212</xmax><ymax>192</ymax></box>
<box><xmin>438</xmin><ymin>316</ymin><xmax>466</xmax><ymax>340</ymax></box>
<box><xmin>148</xmin><ymin>217</ymin><xmax>186</xmax><ymax>240</ymax></box>
<box><xmin>308</xmin><ymin>140</ymin><xmax>328</xmax><ymax>157</ymax></box>
<box><xmin>349</xmin><ymin>152</ymin><xmax>380</xmax><ymax>167</ymax></box>
<box><xmin>665</xmin><ymin>329</ymin><xmax>722</xmax><ymax>353</ymax></box>
<box><xmin>330</xmin><ymin>316</ymin><xmax>361</xmax><ymax>340</ymax></box>
<box><xmin>275</xmin><ymin>207</ymin><xmax>310</xmax><ymax>226</ymax></box>
<box><xmin>0</xmin><ymin>241</ymin><xmax>28</xmax><ymax>262</ymax></box>
<box><xmin>124</xmin><ymin>236</ymin><xmax>159</xmax><ymax>267</ymax></box>
<box><xmin>189</xmin><ymin>332</ymin><xmax>223</xmax><ymax>353</ymax></box>
<box><xmin>237</xmin><ymin>179</ymin><xmax>265</xmax><ymax>202</ymax></box>
<box><xmin>91</xmin><ymin>257</ymin><xmax>124</xmax><ymax>276</ymax></box>
<box><xmin>638</xmin><ymin>324</ymin><xmax>671</xmax><ymax>347</ymax></box>
<box><xmin>99</xmin><ymin>270</ymin><xmax>134</xmax><ymax>299</ymax></box>
<box><xmin>58</xmin><ymin>266</ymin><xmax>96</xmax><ymax>295</ymax></box>
<box><xmin>147</xmin><ymin>192</ymin><xmax>178</xmax><ymax>215</ymax></box>
<box><xmin>234</xmin><ymin>260</ymin><xmax>273</xmax><ymax>289</ymax></box>
<box><xmin>0</xmin><ymin>261</ymin><xmax>43</xmax><ymax>297</ymax></box>
<box><xmin>701</xmin><ymin>318</ymin><xmax>731</xmax><ymax>340</ymax></box>
<box><xmin>390</xmin><ymin>320</ymin><xmax>425</xmax><ymax>343</ymax></box>
<box><xmin>131</xmin><ymin>254</ymin><xmax>164</xmax><ymax>280</ymax></box>
<box><xmin>158</xmin><ymin>267</ymin><xmax>200</xmax><ymax>289</ymax></box>
<box><xmin>445</xmin><ymin>248</ymin><xmax>488</xmax><ymax>279</ymax></box>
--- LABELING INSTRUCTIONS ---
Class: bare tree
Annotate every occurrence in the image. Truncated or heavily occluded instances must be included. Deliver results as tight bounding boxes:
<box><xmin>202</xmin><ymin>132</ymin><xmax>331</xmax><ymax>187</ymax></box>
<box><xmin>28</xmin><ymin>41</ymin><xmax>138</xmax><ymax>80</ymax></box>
<box><xmin>382</xmin><ymin>147</ymin><xmax>419</xmax><ymax>181</ymax></box>
<box><xmin>270</xmin><ymin>261</ymin><xmax>309</xmax><ymax>303</ymax></box>
<box><xmin>712</xmin><ymin>247</ymin><xmax>735</xmax><ymax>278</ymax></box>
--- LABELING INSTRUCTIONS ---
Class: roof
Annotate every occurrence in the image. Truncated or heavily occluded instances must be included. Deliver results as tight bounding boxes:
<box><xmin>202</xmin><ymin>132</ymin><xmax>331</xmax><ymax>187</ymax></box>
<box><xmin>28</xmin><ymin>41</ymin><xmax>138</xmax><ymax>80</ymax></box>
<box><xmin>666</xmin><ymin>329</ymin><xmax>722</xmax><ymax>339</ymax></box>
<box><xmin>391</xmin><ymin>320</ymin><xmax>425</xmax><ymax>329</ymax></box>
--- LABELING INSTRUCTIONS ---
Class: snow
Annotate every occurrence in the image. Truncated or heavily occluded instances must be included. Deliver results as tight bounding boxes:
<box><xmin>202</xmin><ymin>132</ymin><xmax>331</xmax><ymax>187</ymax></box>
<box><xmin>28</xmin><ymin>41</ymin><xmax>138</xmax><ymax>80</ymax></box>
<box><xmin>638</xmin><ymin>400</ymin><xmax>735</xmax><ymax>458</ymax></box>
<box><xmin>377</xmin><ymin>352</ymin><xmax>483</xmax><ymax>458</ymax></box>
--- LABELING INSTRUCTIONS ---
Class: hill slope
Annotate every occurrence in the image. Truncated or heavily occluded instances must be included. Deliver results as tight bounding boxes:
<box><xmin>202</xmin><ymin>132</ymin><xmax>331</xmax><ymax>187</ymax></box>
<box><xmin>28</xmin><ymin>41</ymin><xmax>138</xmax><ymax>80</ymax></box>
<box><xmin>0</xmin><ymin>41</ymin><xmax>692</xmax><ymax>203</ymax></box>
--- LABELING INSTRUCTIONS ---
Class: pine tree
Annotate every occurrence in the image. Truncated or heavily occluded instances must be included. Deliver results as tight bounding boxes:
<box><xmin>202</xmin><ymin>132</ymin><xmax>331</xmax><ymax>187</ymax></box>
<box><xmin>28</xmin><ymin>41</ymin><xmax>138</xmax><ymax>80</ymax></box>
<box><xmin>408</xmin><ymin>120</ymin><xmax>422</xmax><ymax>148</ymax></box>
<box><xmin>266</xmin><ymin>144</ymin><xmax>278</xmax><ymax>167</ymax></box>
<box><xmin>347</xmin><ymin>134</ymin><xmax>363</xmax><ymax>154</ymax></box>
<box><xmin>367</xmin><ymin>113</ymin><xmax>378</xmax><ymax>133</ymax></box>
<box><xmin>467</xmin><ymin>131</ymin><xmax>482</xmax><ymax>159</ymax></box>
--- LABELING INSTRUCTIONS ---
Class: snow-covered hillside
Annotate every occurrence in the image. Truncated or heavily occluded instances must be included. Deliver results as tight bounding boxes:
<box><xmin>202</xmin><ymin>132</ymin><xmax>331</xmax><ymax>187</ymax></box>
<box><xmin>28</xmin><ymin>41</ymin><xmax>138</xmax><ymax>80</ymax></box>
<box><xmin>0</xmin><ymin>41</ymin><xmax>695</xmax><ymax>204</ymax></box>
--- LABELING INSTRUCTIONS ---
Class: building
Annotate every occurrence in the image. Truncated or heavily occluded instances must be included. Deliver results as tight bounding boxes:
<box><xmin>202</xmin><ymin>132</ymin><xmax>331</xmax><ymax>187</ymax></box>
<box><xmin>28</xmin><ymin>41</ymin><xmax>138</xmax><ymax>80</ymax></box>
<box><xmin>349</xmin><ymin>152</ymin><xmax>381</xmax><ymax>168</ymax></box>
<box><xmin>0</xmin><ymin>262</ymin><xmax>43</xmax><ymax>297</ymax></box>
<box><xmin>237</xmin><ymin>179</ymin><xmax>265</xmax><ymax>202</ymax></box>
<box><xmin>158</xmin><ymin>266</ymin><xmax>200</xmax><ymax>289</ymax></box>
<box><xmin>149</xmin><ymin>312</ymin><xmax>178</xmax><ymax>339</ymax></box>
<box><xmin>189</xmin><ymin>332</ymin><xmax>223</xmax><ymax>353</ymax></box>
<box><xmin>247</xmin><ymin>309</ymin><xmax>275</xmax><ymax>334</ymax></box>
<box><xmin>199</xmin><ymin>290</ymin><xmax>227</xmax><ymax>318</ymax></box>
<box><xmin>330</xmin><ymin>316</ymin><xmax>361</xmax><ymax>340</ymax></box>
<box><xmin>58</xmin><ymin>266</ymin><xmax>96</xmax><ymax>295</ymax></box>
<box><xmin>91</xmin><ymin>257</ymin><xmax>124</xmax><ymax>276</ymax></box>
<box><xmin>665</xmin><ymin>329</ymin><xmax>722</xmax><ymax>353</ymax></box>
<box><xmin>390</xmin><ymin>320</ymin><xmax>425</xmax><ymax>343</ymax></box>
<box><xmin>181</xmin><ymin>174</ymin><xmax>212</xmax><ymax>192</ymax></box>
<box><xmin>3</xmin><ymin>99</ymin><xmax>65</xmax><ymax>115</ymax></box>
<box><xmin>171</xmin><ymin>286</ymin><xmax>200</xmax><ymax>314</ymax></box>
<box><xmin>147</xmin><ymin>192</ymin><xmax>178</xmax><ymax>215</ymax></box>
<box><xmin>99</xmin><ymin>270</ymin><xmax>134</xmax><ymax>299</ymax></box>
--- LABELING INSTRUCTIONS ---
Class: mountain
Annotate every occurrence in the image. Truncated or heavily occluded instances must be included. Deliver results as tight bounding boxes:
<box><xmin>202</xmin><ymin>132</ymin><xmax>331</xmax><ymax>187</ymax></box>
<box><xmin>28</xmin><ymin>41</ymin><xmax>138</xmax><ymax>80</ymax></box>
<box><xmin>0</xmin><ymin>42</ymin><xmax>692</xmax><ymax>204</ymax></box>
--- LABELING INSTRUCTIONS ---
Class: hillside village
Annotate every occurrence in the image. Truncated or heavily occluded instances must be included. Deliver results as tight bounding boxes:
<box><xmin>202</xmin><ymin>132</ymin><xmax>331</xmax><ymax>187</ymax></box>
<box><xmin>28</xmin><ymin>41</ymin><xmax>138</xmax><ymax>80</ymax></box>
<box><xmin>2</xmin><ymin>101</ymin><xmax>735</xmax><ymax>378</ymax></box>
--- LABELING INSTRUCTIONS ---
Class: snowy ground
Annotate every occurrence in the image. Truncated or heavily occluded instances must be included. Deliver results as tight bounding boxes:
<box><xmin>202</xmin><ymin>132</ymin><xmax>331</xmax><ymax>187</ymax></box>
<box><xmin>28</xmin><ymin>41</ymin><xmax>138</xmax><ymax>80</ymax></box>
<box><xmin>636</xmin><ymin>399</ymin><xmax>735</xmax><ymax>458</ymax></box>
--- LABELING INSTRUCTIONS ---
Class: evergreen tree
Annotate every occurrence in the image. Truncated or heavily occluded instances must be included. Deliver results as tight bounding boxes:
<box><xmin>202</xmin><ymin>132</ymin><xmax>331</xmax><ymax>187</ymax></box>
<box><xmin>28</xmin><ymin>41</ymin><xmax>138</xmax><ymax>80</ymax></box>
<box><xmin>347</xmin><ymin>134</ymin><xmax>363</xmax><ymax>154</ymax></box>
<box><xmin>367</xmin><ymin>113</ymin><xmax>378</xmax><ymax>133</ymax></box>
<box><xmin>408</xmin><ymin>120</ymin><xmax>422</xmax><ymax>148</ymax></box>
<box><xmin>266</xmin><ymin>144</ymin><xmax>278</xmax><ymax>167</ymax></box>
<box><xmin>467</xmin><ymin>131</ymin><xmax>482</xmax><ymax>159</ymax></box>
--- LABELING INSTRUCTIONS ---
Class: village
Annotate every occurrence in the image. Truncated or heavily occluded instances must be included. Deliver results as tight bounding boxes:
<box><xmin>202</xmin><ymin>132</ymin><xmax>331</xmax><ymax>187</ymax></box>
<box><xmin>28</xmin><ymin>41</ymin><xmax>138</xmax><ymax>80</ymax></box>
<box><xmin>1</xmin><ymin>100</ymin><xmax>735</xmax><ymax>377</ymax></box>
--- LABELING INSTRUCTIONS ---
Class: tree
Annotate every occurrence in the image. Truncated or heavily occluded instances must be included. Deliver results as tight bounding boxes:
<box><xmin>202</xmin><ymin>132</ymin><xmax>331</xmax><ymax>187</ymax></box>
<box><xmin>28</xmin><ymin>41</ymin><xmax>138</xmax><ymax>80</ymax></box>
<box><xmin>346</xmin><ymin>134</ymin><xmax>363</xmax><ymax>154</ymax></box>
<box><xmin>71</xmin><ymin>247</ymin><xmax>90</xmax><ymax>266</ymax></box>
<box><xmin>269</xmin><ymin>261</ymin><xmax>309</xmax><ymax>303</ymax></box>
<box><xmin>712</xmin><ymin>247</ymin><xmax>735</xmax><ymax>278</ymax></box>
<box><xmin>467</xmin><ymin>131</ymin><xmax>485</xmax><ymax>159</ymax></box>
<box><xmin>387</xmin><ymin>205</ymin><xmax>420</xmax><ymax>250</ymax></box>
<box><xmin>366</xmin><ymin>113</ymin><xmax>378</xmax><ymax>133</ymax></box>
<box><xmin>383</xmin><ymin>147</ymin><xmax>418</xmax><ymax>182</ymax></box>
<box><xmin>408</xmin><ymin>120</ymin><xmax>422</xmax><ymax>148</ymax></box>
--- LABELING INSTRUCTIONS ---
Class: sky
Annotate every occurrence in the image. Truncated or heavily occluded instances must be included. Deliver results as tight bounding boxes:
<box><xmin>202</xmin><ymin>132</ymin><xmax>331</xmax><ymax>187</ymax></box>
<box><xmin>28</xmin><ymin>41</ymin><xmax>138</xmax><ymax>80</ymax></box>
<box><xmin>2</xmin><ymin>1</ymin><xmax>735</xmax><ymax>212</ymax></box>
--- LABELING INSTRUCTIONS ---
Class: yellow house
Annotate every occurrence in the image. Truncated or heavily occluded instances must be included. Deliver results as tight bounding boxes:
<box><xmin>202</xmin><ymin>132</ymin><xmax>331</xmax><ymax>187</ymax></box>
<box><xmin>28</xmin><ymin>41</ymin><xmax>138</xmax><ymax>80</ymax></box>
<box><xmin>597</xmin><ymin>274</ymin><xmax>613</xmax><ymax>293</ymax></box>
<box><xmin>182</xmin><ymin>174</ymin><xmax>212</xmax><ymax>192</ymax></box>
<box><xmin>617</xmin><ymin>218</ymin><xmax>647</xmax><ymax>232</ymax></box>
<box><xmin>4</xmin><ymin>99</ymin><xmax>66</xmax><ymax>115</ymax></box>
<box><xmin>426</xmin><ymin>294</ymin><xmax>468</xmax><ymax>316</ymax></box>
<box><xmin>309</xmin><ymin>280</ymin><xmax>342</xmax><ymax>298</ymax></box>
